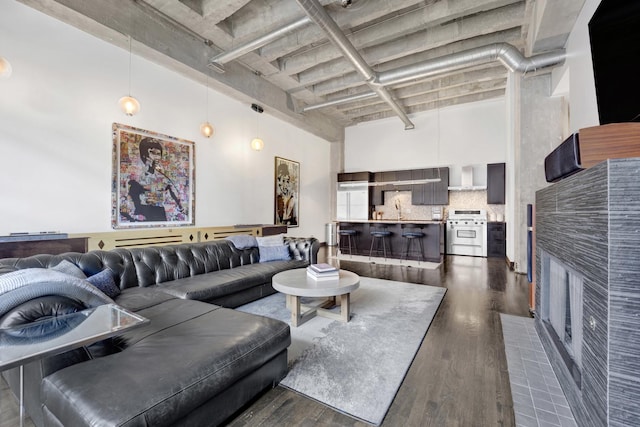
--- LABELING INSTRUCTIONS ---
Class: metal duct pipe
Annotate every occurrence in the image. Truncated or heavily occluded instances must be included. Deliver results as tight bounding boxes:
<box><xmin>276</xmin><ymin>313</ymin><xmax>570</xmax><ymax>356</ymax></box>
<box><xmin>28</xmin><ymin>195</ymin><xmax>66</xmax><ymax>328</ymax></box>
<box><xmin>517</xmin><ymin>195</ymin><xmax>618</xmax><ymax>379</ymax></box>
<box><xmin>295</xmin><ymin>0</ymin><xmax>415</xmax><ymax>130</ymax></box>
<box><xmin>377</xmin><ymin>43</ymin><xmax>565</xmax><ymax>86</ymax></box>
<box><xmin>301</xmin><ymin>43</ymin><xmax>565</xmax><ymax>112</ymax></box>
<box><xmin>303</xmin><ymin>91</ymin><xmax>378</xmax><ymax>112</ymax></box>
<box><xmin>209</xmin><ymin>17</ymin><xmax>312</xmax><ymax>73</ymax></box>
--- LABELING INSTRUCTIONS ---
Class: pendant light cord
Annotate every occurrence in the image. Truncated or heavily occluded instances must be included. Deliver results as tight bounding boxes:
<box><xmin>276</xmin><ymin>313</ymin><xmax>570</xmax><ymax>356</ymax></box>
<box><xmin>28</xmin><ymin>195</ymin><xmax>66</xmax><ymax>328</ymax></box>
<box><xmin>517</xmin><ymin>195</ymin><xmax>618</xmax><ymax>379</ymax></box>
<box><xmin>205</xmin><ymin>72</ymin><xmax>209</xmax><ymax>121</ymax></box>
<box><xmin>128</xmin><ymin>35</ymin><xmax>133</xmax><ymax>96</ymax></box>
<box><xmin>436</xmin><ymin>88</ymin><xmax>441</xmax><ymax>180</ymax></box>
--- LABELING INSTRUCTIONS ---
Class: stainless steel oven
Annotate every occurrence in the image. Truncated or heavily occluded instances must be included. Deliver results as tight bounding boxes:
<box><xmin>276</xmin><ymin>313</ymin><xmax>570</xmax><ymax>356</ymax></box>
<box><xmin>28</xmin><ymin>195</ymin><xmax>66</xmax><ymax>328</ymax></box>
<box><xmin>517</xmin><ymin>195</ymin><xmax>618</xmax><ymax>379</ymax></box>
<box><xmin>446</xmin><ymin>209</ymin><xmax>487</xmax><ymax>257</ymax></box>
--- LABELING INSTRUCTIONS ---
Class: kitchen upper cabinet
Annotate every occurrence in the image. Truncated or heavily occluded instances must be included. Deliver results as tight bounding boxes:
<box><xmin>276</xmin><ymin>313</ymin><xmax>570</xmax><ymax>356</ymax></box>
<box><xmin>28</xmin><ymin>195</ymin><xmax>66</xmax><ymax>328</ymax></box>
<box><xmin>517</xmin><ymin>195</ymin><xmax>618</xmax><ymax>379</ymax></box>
<box><xmin>395</xmin><ymin>170</ymin><xmax>413</xmax><ymax>191</ymax></box>
<box><xmin>412</xmin><ymin>167</ymin><xmax>449</xmax><ymax>205</ymax></box>
<box><xmin>411</xmin><ymin>169</ymin><xmax>427</xmax><ymax>204</ymax></box>
<box><xmin>487</xmin><ymin>163</ymin><xmax>505</xmax><ymax>204</ymax></box>
<box><xmin>338</xmin><ymin>171</ymin><xmax>372</xmax><ymax>182</ymax></box>
<box><xmin>433</xmin><ymin>167</ymin><xmax>449</xmax><ymax>205</ymax></box>
<box><xmin>371</xmin><ymin>172</ymin><xmax>387</xmax><ymax>205</ymax></box>
<box><xmin>380</xmin><ymin>171</ymin><xmax>396</xmax><ymax>191</ymax></box>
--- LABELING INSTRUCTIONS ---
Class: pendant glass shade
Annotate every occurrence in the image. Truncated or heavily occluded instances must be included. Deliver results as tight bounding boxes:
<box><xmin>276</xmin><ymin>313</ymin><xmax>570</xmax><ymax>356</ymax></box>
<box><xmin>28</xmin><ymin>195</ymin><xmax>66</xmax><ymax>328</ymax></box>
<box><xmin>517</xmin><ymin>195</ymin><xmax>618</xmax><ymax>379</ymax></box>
<box><xmin>119</xmin><ymin>95</ymin><xmax>140</xmax><ymax>116</ymax></box>
<box><xmin>200</xmin><ymin>122</ymin><xmax>214</xmax><ymax>138</ymax></box>
<box><xmin>251</xmin><ymin>138</ymin><xmax>264</xmax><ymax>151</ymax></box>
<box><xmin>0</xmin><ymin>57</ymin><xmax>12</xmax><ymax>79</ymax></box>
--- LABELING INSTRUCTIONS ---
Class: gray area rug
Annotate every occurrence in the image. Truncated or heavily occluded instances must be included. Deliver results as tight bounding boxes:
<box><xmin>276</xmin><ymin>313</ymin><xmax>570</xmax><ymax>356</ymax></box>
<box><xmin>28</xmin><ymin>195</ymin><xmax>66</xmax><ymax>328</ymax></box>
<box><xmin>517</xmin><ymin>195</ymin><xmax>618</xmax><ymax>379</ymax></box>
<box><xmin>237</xmin><ymin>277</ymin><xmax>446</xmax><ymax>425</ymax></box>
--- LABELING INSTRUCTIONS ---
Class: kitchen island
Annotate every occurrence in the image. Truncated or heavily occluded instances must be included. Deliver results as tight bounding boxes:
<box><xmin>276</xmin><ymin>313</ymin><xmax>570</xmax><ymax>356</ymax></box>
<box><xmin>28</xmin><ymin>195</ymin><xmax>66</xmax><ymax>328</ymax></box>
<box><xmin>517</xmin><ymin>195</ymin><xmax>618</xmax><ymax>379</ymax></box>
<box><xmin>336</xmin><ymin>220</ymin><xmax>444</xmax><ymax>262</ymax></box>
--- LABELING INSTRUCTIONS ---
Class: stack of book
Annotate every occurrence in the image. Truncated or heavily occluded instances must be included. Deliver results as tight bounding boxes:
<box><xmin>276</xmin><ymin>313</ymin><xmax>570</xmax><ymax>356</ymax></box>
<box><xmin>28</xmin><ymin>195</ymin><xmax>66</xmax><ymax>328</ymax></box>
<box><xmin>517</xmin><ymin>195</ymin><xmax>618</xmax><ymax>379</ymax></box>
<box><xmin>306</xmin><ymin>263</ymin><xmax>339</xmax><ymax>281</ymax></box>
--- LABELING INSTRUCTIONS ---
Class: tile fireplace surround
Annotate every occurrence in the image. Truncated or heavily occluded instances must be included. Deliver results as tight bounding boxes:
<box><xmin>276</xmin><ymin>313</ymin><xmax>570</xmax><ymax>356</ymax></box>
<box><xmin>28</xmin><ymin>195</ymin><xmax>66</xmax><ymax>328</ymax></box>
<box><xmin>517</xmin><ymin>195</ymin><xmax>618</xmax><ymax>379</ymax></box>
<box><xmin>535</xmin><ymin>158</ymin><xmax>640</xmax><ymax>427</ymax></box>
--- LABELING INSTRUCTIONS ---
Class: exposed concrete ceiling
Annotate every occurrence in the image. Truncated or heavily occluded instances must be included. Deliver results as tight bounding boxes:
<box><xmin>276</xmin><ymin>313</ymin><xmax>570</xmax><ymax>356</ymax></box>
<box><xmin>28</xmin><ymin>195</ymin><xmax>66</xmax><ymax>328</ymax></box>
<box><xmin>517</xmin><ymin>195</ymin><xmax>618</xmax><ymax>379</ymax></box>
<box><xmin>18</xmin><ymin>0</ymin><xmax>585</xmax><ymax>141</ymax></box>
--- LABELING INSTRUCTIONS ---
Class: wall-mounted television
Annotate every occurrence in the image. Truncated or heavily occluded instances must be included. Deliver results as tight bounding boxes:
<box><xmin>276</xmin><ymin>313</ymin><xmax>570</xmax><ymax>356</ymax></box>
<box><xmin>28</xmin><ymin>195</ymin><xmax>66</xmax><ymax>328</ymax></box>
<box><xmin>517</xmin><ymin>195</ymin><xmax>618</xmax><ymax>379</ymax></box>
<box><xmin>589</xmin><ymin>0</ymin><xmax>640</xmax><ymax>124</ymax></box>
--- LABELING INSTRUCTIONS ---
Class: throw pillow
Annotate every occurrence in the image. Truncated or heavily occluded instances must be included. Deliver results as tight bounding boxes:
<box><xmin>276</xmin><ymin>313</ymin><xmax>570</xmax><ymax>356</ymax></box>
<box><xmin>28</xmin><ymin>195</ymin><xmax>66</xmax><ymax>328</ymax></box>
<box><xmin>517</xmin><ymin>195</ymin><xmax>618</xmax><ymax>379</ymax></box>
<box><xmin>50</xmin><ymin>259</ymin><xmax>86</xmax><ymax>279</ymax></box>
<box><xmin>258</xmin><ymin>245</ymin><xmax>291</xmax><ymax>262</ymax></box>
<box><xmin>225</xmin><ymin>234</ymin><xmax>258</xmax><ymax>249</ymax></box>
<box><xmin>256</xmin><ymin>234</ymin><xmax>285</xmax><ymax>247</ymax></box>
<box><xmin>86</xmin><ymin>269</ymin><xmax>121</xmax><ymax>298</ymax></box>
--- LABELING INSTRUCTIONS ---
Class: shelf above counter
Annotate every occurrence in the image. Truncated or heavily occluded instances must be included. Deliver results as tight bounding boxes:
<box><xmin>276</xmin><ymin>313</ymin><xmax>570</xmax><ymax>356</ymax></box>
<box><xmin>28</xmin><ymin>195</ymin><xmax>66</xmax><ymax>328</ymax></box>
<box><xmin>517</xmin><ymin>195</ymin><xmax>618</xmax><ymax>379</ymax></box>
<box><xmin>447</xmin><ymin>186</ymin><xmax>487</xmax><ymax>191</ymax></box>
<box><xmin>335</xmin><ymin>219</ymin><xmax>443</xmax><ymax>225</ymax></box>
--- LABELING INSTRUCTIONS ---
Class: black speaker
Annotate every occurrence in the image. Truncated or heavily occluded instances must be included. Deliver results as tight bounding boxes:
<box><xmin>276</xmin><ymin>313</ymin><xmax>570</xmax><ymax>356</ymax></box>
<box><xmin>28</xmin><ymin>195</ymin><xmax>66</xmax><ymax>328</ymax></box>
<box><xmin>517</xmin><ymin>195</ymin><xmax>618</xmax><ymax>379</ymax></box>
<box><xmin>544</xmin><ymin>133</ymin><xmax>583</xmax><ymax>182</ymax></box>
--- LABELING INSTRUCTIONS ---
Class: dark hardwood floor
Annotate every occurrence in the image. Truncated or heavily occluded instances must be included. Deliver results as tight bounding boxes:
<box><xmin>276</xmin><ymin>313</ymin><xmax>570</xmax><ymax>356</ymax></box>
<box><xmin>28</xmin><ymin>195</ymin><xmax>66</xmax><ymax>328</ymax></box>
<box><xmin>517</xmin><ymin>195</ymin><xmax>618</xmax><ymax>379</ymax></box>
<box><xmin>0</xmin><ymin>248</ymin><xmax>530</xmax><ymax>427</ymax></box>
<box><xmin>228</xmin><ymin>248</ymin><xmax>530</xmax><ymax>427</ymax></box>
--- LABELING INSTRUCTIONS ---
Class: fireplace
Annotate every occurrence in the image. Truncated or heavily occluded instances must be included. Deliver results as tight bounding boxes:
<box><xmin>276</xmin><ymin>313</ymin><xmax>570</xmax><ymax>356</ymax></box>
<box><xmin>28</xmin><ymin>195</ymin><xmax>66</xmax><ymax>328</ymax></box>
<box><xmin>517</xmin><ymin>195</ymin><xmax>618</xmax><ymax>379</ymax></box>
<box><xmin>539</xmin><ymin>252</ymin><xmax>583</xmax><ymax>388</ymax></box>
<box><xmin>535</xmin><ymin>157</ymin><xmax>640</xmax><ymax>427</ymax></box>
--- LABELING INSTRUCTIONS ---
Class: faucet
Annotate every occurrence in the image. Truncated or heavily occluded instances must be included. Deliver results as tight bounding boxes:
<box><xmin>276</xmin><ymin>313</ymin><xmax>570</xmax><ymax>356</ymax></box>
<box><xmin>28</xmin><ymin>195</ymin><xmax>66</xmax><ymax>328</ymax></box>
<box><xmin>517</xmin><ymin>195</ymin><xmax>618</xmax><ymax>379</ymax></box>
<box><xmin>394</xmin><ymin>199</ymin><xmax>401</xmax><ymax>221</ymax></box>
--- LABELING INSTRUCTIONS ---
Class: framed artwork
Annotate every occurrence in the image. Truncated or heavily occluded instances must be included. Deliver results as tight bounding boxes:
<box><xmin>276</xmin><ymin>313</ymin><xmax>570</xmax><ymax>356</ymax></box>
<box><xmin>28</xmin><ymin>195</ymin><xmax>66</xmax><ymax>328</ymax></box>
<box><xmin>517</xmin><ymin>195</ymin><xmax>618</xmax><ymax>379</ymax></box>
<box><xmin>112</xmin><ymin>123</ymin><xmax>195</xmax><ymax>229</ymax></box>
<box><xmin>274</xmin><ymin>156</ymin><xmax>299</xmax><ymax>227</ymax></box>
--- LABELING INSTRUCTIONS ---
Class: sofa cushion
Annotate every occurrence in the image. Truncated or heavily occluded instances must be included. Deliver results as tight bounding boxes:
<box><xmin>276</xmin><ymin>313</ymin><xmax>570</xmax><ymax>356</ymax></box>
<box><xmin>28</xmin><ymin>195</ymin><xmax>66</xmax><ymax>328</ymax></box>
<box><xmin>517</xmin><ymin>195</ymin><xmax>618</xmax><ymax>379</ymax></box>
<box><xmin>151</xmin><ymin>265</ymin><xmax>266</xmax><ymax>301</ymax></box>
<box><xmin>41</xmin><ymin>299</ymin><xmax>291</xmax><ymax>427</ymax></box>
<box><xmin>225</xmin><ymin>234</ymin><xmax>258</xmax><ymax>249</ymax></box>
<box><xmin>86</xmin><ymin>269</ymin><xmax>120</xmax><ymax>298</ymax></box>
<box><xmin>112</xmin><ymin>287</ymin><xmax>175</xmax><ymax>312</ymax></box>
<box><xmin>256</xmin><ymin>234</ymin><xmax>284</xmax><ymax>247</ymax></box>
<box><xmin>150</xmin><ymin>260</ymin><xmax>307</xmax><ymax>301</ymax></box>
<box><xmin>258</xmin><ymin>245</ymin><xmax>291</xmax><ymax>262</ymax></box>
<box><xmin>50</xmin><ymin>259</ymin><xmax>86</xmax><ymax>279</ymax></box>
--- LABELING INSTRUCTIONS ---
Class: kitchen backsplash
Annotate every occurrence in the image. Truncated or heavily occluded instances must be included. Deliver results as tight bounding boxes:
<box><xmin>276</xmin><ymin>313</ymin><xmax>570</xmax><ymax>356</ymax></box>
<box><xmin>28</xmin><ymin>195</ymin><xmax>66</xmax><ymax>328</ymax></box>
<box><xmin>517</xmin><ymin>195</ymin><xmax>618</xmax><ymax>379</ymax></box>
<box><xmin>374</xmin><ymin>190</ymin><xmax>505</xmax><ymax>221</ymax></box>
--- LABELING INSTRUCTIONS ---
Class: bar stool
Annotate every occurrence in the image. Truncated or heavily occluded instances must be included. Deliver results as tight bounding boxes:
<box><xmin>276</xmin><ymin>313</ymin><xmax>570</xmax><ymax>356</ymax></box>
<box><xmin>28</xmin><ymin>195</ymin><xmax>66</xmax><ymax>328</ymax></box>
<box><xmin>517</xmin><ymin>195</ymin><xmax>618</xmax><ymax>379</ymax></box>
<box><xmin>369</xmin><ymin>226</ymin><xmax>392</xmax><ymax>260</ymax></box>
<box><xmin>338</xmin><ymin>225</ymin><xmax>358</xmax><ymax>256</ymax></box>
<box><xmin>401</xmin><ymin>224</ymin><xmax>425</xmax><ymax>263</ymax></box>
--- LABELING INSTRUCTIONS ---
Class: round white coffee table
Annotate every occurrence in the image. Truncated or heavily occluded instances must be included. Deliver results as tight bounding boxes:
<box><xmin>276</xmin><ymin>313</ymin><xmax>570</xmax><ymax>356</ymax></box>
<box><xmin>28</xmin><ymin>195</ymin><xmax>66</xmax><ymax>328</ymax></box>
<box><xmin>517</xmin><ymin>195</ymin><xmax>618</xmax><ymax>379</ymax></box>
<box><xmin>272</xmin><ymin>268</ymin><xmax>360</xmax><ymax>327</ymax></box>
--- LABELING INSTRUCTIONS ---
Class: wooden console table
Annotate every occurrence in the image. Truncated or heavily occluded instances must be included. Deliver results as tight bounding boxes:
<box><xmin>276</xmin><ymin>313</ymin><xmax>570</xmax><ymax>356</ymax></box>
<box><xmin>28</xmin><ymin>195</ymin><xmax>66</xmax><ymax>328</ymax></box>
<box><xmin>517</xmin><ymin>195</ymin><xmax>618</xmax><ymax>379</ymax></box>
<box><xmin>0</xmin><ymin>235</ymin><xmax>88</xmax><ymax>258</ymax></box>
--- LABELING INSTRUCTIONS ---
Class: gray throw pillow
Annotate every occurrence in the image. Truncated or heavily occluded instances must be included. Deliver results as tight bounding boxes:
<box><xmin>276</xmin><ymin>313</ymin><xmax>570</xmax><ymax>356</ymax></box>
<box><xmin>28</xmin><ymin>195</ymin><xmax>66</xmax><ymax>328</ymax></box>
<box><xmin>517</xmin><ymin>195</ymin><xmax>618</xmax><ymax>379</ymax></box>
<box><xmin>86</xmin><ymin>269</ymin><xmax>121</xmax><ymax>298</ymax></box>
<box><xmin>256</xmin><ymin>234</ymin><xmax>284</xmax><ymax>247</ymax></box>
<box><xmin>50</xmin><ymin>259</ymin><xmax>86</xmax><ymax>279</ymax></box>
<box><xmin>225</xmin><ymin>234</ymin><xmax>258</xmax><ymax>249</ymax></box>
<box><xmin>259</xmin><ymin>245</ymin><xmax>291</xmax><ymax>262</ymax></box>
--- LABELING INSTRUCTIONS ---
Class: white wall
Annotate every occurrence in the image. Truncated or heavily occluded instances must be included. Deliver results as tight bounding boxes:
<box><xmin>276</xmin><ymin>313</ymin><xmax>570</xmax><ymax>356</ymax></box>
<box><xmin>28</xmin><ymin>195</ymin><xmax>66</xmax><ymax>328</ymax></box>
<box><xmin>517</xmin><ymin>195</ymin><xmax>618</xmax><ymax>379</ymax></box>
<box><xmin>552</xmin><ymin>0</ymin><xmax>602</xmax><ymax>132</ymax></box>
<box><xmin>0</xmin><ymin>1</ymin><xmax>331</xmax><ymax>240</ymax></box>
<box><xmin>344</xmin><ymin>98</ymin><xmax>507</xmax><ymax>183</ymax></box>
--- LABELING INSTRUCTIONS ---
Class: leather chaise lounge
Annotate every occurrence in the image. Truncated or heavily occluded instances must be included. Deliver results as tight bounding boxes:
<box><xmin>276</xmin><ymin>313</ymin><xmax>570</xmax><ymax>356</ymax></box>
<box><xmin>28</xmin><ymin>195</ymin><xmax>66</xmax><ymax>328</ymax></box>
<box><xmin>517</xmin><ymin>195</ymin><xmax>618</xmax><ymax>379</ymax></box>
<box><xmin>0</xmin><ymin>236</ymin><xmax>319</xmax><ymax>426</ymax></box>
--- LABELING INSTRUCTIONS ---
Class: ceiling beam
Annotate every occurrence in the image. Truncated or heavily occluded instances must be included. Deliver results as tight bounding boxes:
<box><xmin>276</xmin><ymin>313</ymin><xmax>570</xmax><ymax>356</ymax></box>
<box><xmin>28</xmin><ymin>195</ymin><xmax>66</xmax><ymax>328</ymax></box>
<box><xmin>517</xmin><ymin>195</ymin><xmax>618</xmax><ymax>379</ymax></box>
<box><xmin>282</xmin><ymin>0</ymin><xmax>523</xmax><ymax>75</ymax></box>
<box><xmin>295</xmin><ymin>2</ymin><xmax>525</xmax><ymax>87</ymax></box>
<box><xmin>295</xmin><ymin>0</ymin><xmax>415</xmax><ymax>130</ymax></box>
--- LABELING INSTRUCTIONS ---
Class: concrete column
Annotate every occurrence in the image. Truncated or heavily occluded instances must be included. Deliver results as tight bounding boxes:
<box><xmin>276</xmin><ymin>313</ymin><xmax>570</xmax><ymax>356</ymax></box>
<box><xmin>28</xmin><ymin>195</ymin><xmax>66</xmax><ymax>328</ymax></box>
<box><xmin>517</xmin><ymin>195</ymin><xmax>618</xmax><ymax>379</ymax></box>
<box><xmin>328</xmin><ymin>138</ymin><xmax>345</xmax><ymax>237</ymax></box>
<box><xmin>515</xmin><ymin>73</ymin><xmax>566</xmax><ymax>273</ymax></box>
<box><xmin>505</xmin><ymin>71</ymin><xmax>520</xmax><ymax>270</ymax></box>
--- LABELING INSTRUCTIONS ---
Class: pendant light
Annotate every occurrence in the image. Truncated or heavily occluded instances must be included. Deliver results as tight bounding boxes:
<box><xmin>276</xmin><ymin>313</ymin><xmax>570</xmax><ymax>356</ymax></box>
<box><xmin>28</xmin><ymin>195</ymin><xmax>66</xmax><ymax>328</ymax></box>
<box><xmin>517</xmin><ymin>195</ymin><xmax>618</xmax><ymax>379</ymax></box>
<box><xmin>200</xmin><ymin>71</ymin><xmax>214</xmax><ymax>138</ymax></box>
<box><xmin>0</xmin><ymin>57</ymin><xmax>12</xmax><ymax>79</ymax></box>
<box><xmin>250</xmin><ymin>103</ymin><xmax>264</xmax><ymax>151</ymax></box>
<box><xmin>118</xmin><ymin>35</ymin><xmax>140</xmax><ymax>116</ymax></box>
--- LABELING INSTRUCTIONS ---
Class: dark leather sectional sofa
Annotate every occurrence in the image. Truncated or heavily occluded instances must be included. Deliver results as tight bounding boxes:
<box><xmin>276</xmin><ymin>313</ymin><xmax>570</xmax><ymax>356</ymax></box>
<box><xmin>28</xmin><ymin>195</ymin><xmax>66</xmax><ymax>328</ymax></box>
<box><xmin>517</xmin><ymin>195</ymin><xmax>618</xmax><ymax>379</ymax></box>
<box><xmin>0</xmin><ymin>236</ymin><xmax>319</xmax><ymax>426</ymax></box>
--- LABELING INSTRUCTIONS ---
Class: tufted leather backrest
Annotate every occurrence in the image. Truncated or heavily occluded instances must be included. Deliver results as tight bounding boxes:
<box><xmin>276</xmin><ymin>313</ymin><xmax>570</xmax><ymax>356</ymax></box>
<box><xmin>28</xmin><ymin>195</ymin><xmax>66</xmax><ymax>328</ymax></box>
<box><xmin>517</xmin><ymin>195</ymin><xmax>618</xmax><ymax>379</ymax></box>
<box><xmin>0</xmin><ymin>251</ymin><xmax>135</xmax><ymax>288</ymax></box>
<box><xmin>0</xmin><ymin>236</ymin><xmax>319</xmax><ymax>289</ymax></box>
<box><xmin>285</xmin><ymin>237</ymin><xmax>318</xmax><ymax>263</ymax></box>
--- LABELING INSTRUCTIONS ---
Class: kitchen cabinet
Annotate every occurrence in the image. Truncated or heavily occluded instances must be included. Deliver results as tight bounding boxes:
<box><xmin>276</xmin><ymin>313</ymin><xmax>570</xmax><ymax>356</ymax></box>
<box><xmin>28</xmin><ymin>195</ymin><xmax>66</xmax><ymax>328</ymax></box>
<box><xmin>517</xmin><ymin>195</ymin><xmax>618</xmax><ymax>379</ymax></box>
<box><xmin>336</xmin><ymin>221</ymin><xmax>443</xmax><ymax>262</ymax></box>
<box><xmin>411</xmin><ymin>169</ymin><xmax>426</xmax><ymax>204</ymax></box>
<box><xmin>433</xmin><ymin>167</ymin><xmax>450</xmax><ymax>205</ymax></box>
<box><xmin>487</xmin><ymin>163</ymin><xmax>505</xmax><ymax>204</ymax></box>
<box><xmin>337</xmin><ymin>171</ymin><xmax>372</xmax><ymax>182</ymax></box>
<box><xmin>411</xmin><ymin>167</ymin><xmax>449</xmax><ymax>205</ymax></box>
<box><xmin>395</xmin><ymin>170</ymin><xmax>413</xmax><ymax>191</ymax></box>
<box><xmin>371</xmin><ymin>171</ymin><xmax>395</xmax><ymax>205</ymax></box>
<box><xmin>487</xmin><ymin>222</ymin><xmax>506</xmax><ymax>258</ymax></box>
<box><xmin>381</xmin><ymin>171</ymin><xmax>396</xmax><ymax>191</ymax></box>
